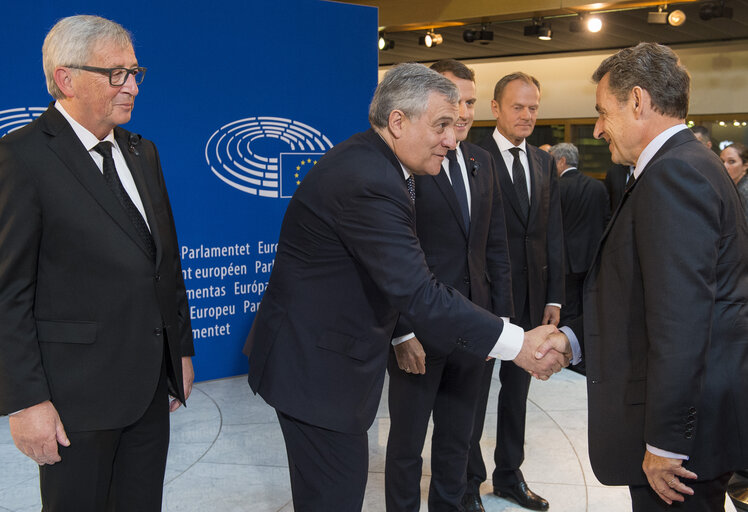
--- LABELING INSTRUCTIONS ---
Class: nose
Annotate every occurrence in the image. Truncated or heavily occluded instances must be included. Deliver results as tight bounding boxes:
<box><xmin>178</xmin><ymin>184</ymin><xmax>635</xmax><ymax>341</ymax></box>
<box><xmin>458</xmin><ymin>101</ymin><xmax>467</xmax><ymax>120</ymax></box>
<box><xmin>443</xmin><ymin>126</ymin><xmax>457</xmax><ymax>150</ymax></box>
<box><xmin>121</xmin><ymin>71</ymin><xmax>139</xmax><ymax>96</ymax></box>
<box><xmin>593</xmin><ymin>118</ymin><xmax>604</xmax><ymax>140</ymax></box>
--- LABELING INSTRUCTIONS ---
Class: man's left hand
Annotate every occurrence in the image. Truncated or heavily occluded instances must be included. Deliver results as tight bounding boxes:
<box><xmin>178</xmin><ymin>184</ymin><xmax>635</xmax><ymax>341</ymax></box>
<box><xmin>542</xmin><ymin>305</ymin><xmax>560</xmax><ymax>326</ymax></box>
<box><xmin>642</xmin><ymin>451</ymin><xmax>697</xmax><ymax>505</ymax></box>
<box><xmin>170</xmin><ymin>357</ymin><xmax>194</xmax><ymax>412</ymax></box>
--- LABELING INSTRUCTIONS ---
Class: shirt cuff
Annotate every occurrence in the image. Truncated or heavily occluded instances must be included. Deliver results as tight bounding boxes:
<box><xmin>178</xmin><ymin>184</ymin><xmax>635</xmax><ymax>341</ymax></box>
<box><xmin>546</xmin><ymin>303</ymin><xmax>562</xmax><ymax>309</ymax></box>
<box><xmin>392</xmin><ymin>332</ymin><xmax>415</xmax><ymax>346</ymax></box>
<box><xmin>488</xmin><ymin>321</ymin><xmax>523</xmax><ymax>360</ymax></box>
<box><xmin>559</xmin><ymin>326</ymin><xmax>582</xmax><ymax>365</ymax></box>
<box><xmin>646</xmin><ymin>444</ymin><xmax>689</xmax><ymax>460</ymax></box>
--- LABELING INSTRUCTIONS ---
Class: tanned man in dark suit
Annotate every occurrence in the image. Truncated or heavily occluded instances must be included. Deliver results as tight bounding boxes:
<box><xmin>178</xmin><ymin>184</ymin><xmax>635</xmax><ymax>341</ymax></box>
<box><xmin>0</xmin><ymin>15</ymin><xmax>194</xmax><ymax>512</ymax></box>
<box><xmin>550</xmin><ymin>142</ymin><xmax>608</xmax><ymax>325</ymax></box>
<box><xmin>243</xmin><ymin>63</ymin><xmax>569</xmax><ymax>512</ymax></box>
<box><xmin>465</xmin><ymin>72</ymin><xmax>565</xmax><ymax>512</ymax></box>
<box><xmin>384</xmin><ymin>60</ymin><xmax>514</xmax><ymax>512</ymax></box>
<box><xmin>544</xmin><ymin>42</ymin><xmax>748</xmax><ymax>511</ymax></box>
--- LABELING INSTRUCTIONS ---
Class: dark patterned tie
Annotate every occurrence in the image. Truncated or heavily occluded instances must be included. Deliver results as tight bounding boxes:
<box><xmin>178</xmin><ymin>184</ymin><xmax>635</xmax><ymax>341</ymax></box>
<box><xmin>93</xmin><ymin>141</ymin><xmax>156</xmax><ymax>261</ymax></box>
<box><xmin>447</xmin><ymin>149</ymin><xmax>470</xmax><ymax>232</ymax></box>
<box><xmin>508</xmin><ymin>147</ymin><xmax>530</xmax><ymax>220</ymax></box>
<box><xmin>406</xmin><ymin>175</ymin><xmax>416</xmax><ymax>204</ymax></box>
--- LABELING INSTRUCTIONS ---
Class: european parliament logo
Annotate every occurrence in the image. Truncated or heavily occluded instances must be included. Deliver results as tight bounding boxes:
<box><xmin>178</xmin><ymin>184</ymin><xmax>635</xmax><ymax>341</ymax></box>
<box><xmin>205</xmin><ymin>116</ymin><xmax>333</xmax><ymax>198</ymax></box>
<box><xmin>0</xmin><ymin>107</ymin><xmax>45</xmax><ymax>138</ymax></box>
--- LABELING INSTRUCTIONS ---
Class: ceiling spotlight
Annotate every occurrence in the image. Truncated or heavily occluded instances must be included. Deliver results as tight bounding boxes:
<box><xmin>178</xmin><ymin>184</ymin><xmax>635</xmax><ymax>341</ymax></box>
<box><xmin>668</xmin><ymin>9</ymin><xmax>686</xmax><ymax>25</ymax></box>
<box><xmin>419</xmin><ymin>30</ymin><xmax>443</xmax><ymax>48</ymax></box>
<box><xmin>524</xmin><ymin>18</ymin><xmax>552</xmax><ymax>40</ymax></box>
<box><xmin>463</xmin><ymin>24</ymin><xmax>494</xmax><ymax>44</ymax></box>
<box><xmin>378</xmin><ymin>32</ymin><xmax>395</xmax><ymax>51</ymax></box>
<box><xmin>538</xmin><ymin>23</ymin><xmax>553</xmax><ymax>40</ymax></box>
<box><xmin>648</xmin><ymin>6</ymin><xmax>668</xmax><ymax>24</ymax></box>
<box><xmin>699</xmin><ymin>0</ymin><xmax>733</xmax><ymax>20</ymax></box>
<box><xmin>587</xmin><ymin>16</ymin><xmax>603</xmax><ymax>32</ymax></box>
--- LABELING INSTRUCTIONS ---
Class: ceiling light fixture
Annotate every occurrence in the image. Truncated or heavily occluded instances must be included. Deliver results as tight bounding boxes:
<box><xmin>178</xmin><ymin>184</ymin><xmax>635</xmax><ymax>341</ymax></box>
<box><xmin>668</xmin><ymin>9</ymin><xmax>687</xmax><ymax>25</ymax></box>
<box><xmin>699</xmin><ymin>0</ymin><xmax>733</xmax><ymax>20</ymax></box>
<box><xmin>524</xmin><ymin>18</ymin><xmax>551</xmax><ymax>39</ymax></box>
<box><xmin>648</xmin><ymin>6</ymin><xmax>668</xmax><ymax>24</ymax></box>
<box><xmin>463</xmin><ymin>24</ymin><xmax>494</xmax><ymax>44</ymax></box>
<box><xmin>587</xmin><ymin>16</ymin><xmax>603</xmax><ymax>32</ymax></box>
<box><xmin>378</xmin><ymin>32</ymin><xmax>395</xmax><ymax>51</ymax></box>
<box><xmin>419</xmin><ymin>30</ymin><xmax>443</xmax><ymax>48</ymax></box>
<box><xmin>538</xmin><ymin>23</ymin><xmax>553</xmax><ymax>40</ymax></box>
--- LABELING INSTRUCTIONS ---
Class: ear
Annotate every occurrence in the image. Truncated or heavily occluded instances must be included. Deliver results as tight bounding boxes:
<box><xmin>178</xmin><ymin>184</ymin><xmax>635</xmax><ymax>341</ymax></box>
<box><xmin>54</xmin><ymin>67</ymin><xmax>76</xmax><ymax>98</ymax></box>
<box><xmin>490</xmin><ymin>99</ymin><xmax>500</xmax><ymax>119</ymax></box>
<box><xmin>631</xmin><ymin>86</ymin><xmax>644</xmax><ymax>117</ymax></box>
<box><xmin>388</xmin><ymin>109</ymin><xmax>405</xmax><ymax>139</ymax></box>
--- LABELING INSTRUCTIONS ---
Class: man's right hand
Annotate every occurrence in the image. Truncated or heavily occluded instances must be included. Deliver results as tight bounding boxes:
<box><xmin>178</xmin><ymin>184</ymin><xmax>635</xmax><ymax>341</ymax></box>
<box><xmin>513</xmin><ymin>324</ymin><xmax>568</xmax><ymax>380</ymax></box>
<box><xmin>394</xmin><ymin>337</ymin><xmax>426</xmax><ymax>374</ymax></box>
<box><xmin>9</xmin><ymin>400</ymin><xmax>70</xmax><ymax>465</ymax></box>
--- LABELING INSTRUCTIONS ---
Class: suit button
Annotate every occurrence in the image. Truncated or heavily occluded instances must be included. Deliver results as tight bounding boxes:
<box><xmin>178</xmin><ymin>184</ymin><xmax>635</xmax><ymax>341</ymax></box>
<box><xmin>154</xmin><ymin>328</ymin><xmax>162</xmax><ymax>336</ymax></box>
<box><xmin>154</xmin><ymin>273</ymin><xmax>161</xmax><ymax>281</ymax></box>
<box><xmin>463</xmin><ymin>276</ymin><xmax>470</xmax><ymax>284</ymax></box>
<box><xmin>689</xmin><ymin>407</ymin><xmax>697</xmax><ymax>414</ymax></box>
<box><xmin>684</xmin><ymin>432</ymin><xmax>693</xmax><ymax>439</ymax></box>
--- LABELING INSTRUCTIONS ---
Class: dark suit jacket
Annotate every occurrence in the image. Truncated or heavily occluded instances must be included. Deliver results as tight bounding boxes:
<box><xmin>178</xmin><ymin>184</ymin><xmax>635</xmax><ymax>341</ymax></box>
<box><xmin>559</xmin><ymin>169</ymin><xmax>609</xmax><ymax>274</ymax></box>
<box><xmin>393</xmin><ymin>140</ymin><xmax>514</xmax><ymax>339</ymax></box>
<box><xmin>244</xmin><ymin>129</ymin><xmax>504</xmax><ymax>434</ymax></box>
<box><xmin>604</xmin><ymin>163</ymin><xmax>631</xmax><ymax>213</ymax></box>
<box><xmin>575</xmin><ymin>129</ymin><xmax>748</xmax><ymax>485</ymax></box>
<box><xmin>478</xmin><ymin>135</ymin><xmax>564</xmax><ymax>326</ymax></box>
<box><xmin>0</xmin><ymin>105</ymin><xmax>194</xmax><ymax>432</ymax></box>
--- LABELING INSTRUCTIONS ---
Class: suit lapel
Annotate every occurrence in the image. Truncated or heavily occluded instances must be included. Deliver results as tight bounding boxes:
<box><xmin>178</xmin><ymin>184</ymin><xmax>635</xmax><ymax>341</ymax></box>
<box><xmin>462</xmin><ymin>144</ymin><xmax>481</xmax><ymax>238</ymax></box>
<box><xmin>40</xmin><ymin>107</ymin><xmax>153</xmax><ymax>261</ymax></box>
<box><xmin>432</xmin><ymin>167</ymin><xmax>469</xmax><ymax>238</ymax></box>
<box><xmin>487</xmin><ymin>139</ymin><xmax>525</xmax><ymax>225</ymax></box>
<box><xmin>115</xmin><ymin>128</ymin><xmax>163</xmax><ymax>266</ymax></box>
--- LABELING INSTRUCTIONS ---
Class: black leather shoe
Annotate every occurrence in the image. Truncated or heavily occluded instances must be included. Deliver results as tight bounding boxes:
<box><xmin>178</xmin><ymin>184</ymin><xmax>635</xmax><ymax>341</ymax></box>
<box><xmin>461</xmin><ymin>492</ymin><xmax>485</xmax><ymax>512</ymax></box>
<box><xmin>493</xmin><ymin>482</ymin><xmax>549</xmax><ymax>511</ymax></box>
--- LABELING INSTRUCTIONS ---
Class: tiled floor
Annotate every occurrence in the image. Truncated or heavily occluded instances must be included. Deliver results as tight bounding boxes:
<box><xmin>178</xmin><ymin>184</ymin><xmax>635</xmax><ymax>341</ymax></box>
<box><xmin>0</xmin><ymin>368</ymin><xmax>739</xmax><ymax>511</ymax></box>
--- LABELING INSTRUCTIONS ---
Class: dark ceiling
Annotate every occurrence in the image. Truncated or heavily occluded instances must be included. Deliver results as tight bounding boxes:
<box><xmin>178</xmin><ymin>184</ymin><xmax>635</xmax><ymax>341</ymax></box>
<box><xmin>376</xmin><ymin>0</ymin><xmax>748</xmax><ymax>66</ymax></box>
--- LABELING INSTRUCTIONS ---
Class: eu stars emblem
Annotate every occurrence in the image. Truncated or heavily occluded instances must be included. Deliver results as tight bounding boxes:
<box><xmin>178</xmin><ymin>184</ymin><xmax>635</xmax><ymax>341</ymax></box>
<box><xmin>280</xmin><ymin>153</ymin><xmax>322</xmax><ymax>198</ymax></box>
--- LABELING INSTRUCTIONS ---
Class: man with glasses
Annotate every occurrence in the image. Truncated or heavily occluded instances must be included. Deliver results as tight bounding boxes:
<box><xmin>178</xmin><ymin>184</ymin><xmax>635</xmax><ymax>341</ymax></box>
<box><xmin>0</xmin><ymin>15</ymin><xmax>194</xmax><ymax>511</ymax></box>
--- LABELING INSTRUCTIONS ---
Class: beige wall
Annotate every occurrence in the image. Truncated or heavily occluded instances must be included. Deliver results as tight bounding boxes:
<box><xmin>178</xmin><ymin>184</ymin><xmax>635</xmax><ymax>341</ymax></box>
<box><xmin>378</xmin><ymin>42</ymin><xmax>748</xmax><ymax>120</ymax></box>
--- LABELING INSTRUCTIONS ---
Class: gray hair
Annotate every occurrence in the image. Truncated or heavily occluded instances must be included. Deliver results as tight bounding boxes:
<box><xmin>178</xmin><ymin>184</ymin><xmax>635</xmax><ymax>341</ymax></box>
<box><xmin>369</xmin><ymin>63</ymin><xmax>459</xmax><ymax>129</ymax></box>
<box><xmin>550</xmin><ymin>143</ymin><xmax>579</xmax><ymax>167</ymax></box>
<box><xmin>592</xmin><ymin>42</ymin><xmax>690</xmax><ymax>119</ymax></box>
<box><xmin>43</xmin><ymin>15</ymin><xmax>133</xmax><ymax>100</ymax></box>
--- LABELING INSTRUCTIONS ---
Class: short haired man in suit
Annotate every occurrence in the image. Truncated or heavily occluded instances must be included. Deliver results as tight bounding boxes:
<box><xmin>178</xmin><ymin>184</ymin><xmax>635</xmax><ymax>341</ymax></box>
<box><xmin>690</xmin><ymin>125</ymin><xmax>712</xmax><ymax>149</ymax></box>
<box><xmin>547</xmin><ymin>42</ymin><xmax>748</xmax><ymax>511</ymax></box>
<box><xmin>549</xmin><ymin>142</ymin><xmax>608</xmax><ymax>325</ymax></box>
<box><xmin>383</xmin><ymin>59</ymin><xmax>514</xmax><ymax>512</ymax></box>
<box><xmin>243</xmin><ymin>63</ymin><xmax>570</xmax><ymax>512</ymax></box>
<box><xmin>0</xmin><ymin>15</ymin><xmax>194</xmax><ymax>511</ymax></box>
<box><xmin>464</xmin><ymin>72</ymin><xmax>565</xmax><ymax>512</ymax></box>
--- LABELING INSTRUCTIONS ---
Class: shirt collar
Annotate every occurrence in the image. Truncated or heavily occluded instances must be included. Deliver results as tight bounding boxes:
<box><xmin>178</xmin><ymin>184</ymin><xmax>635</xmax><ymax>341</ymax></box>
<box><xmin>634</xmin><ymin>124</ymin><xmax>688</xmax><ymax>179</ymax></box>
<box><xmin>55</xmin><ymin>101</ymin><xmax>116</xmax><ymax>150</ymax></box>
<box><xmin>493</xmin><ymin>128</ymin><xmax>527</xmax><ymax>153</ymax></box>
<box><xmin>560</xmin><ymin>167</ymin><xmax>577</xmax><ymax>176</ymax></box>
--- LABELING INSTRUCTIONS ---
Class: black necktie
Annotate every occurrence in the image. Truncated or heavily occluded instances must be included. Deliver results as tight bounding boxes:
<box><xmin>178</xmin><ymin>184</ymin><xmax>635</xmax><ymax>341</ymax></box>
<box><xmin>406</xmin><ymin>175</ymin><xmax>416</xmax><ymax>204</ymax></box>
<box><xmin>508</xmin><ymin>147</ymin><xmax>530</xmax><ymax>219</ymax></box>
<box><xmin>447</xmin><ymin>149</ymin><xmax>470</xmax><ymax>232</ymax></box>
<box><xmin>93</xmin><ymin>141</ymin><xmax>156</xmax><ymax>261</ymax></box>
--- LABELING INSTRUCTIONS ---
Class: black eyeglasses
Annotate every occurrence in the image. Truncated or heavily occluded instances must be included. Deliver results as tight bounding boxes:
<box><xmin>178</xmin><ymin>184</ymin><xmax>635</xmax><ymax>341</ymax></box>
<box><xmin>65</xmin><ymin>65</ymin><xmax>147</xmax><ymax>86</ymax></box>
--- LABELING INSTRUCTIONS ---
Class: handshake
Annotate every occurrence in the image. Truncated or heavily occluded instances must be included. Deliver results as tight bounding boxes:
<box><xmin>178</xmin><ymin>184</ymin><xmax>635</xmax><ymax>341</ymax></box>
<box><xmin>513</xmin><ymin>325</ymin><xmax>572</xmax><ymax>380</ymax></box>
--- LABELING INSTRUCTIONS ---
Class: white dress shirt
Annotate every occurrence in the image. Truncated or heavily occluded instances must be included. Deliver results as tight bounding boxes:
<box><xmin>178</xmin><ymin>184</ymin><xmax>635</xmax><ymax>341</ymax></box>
<box><xmin>55</xmin><ymin>101</ymin><xmax>150</xmax><ymax>230</ymax></box>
